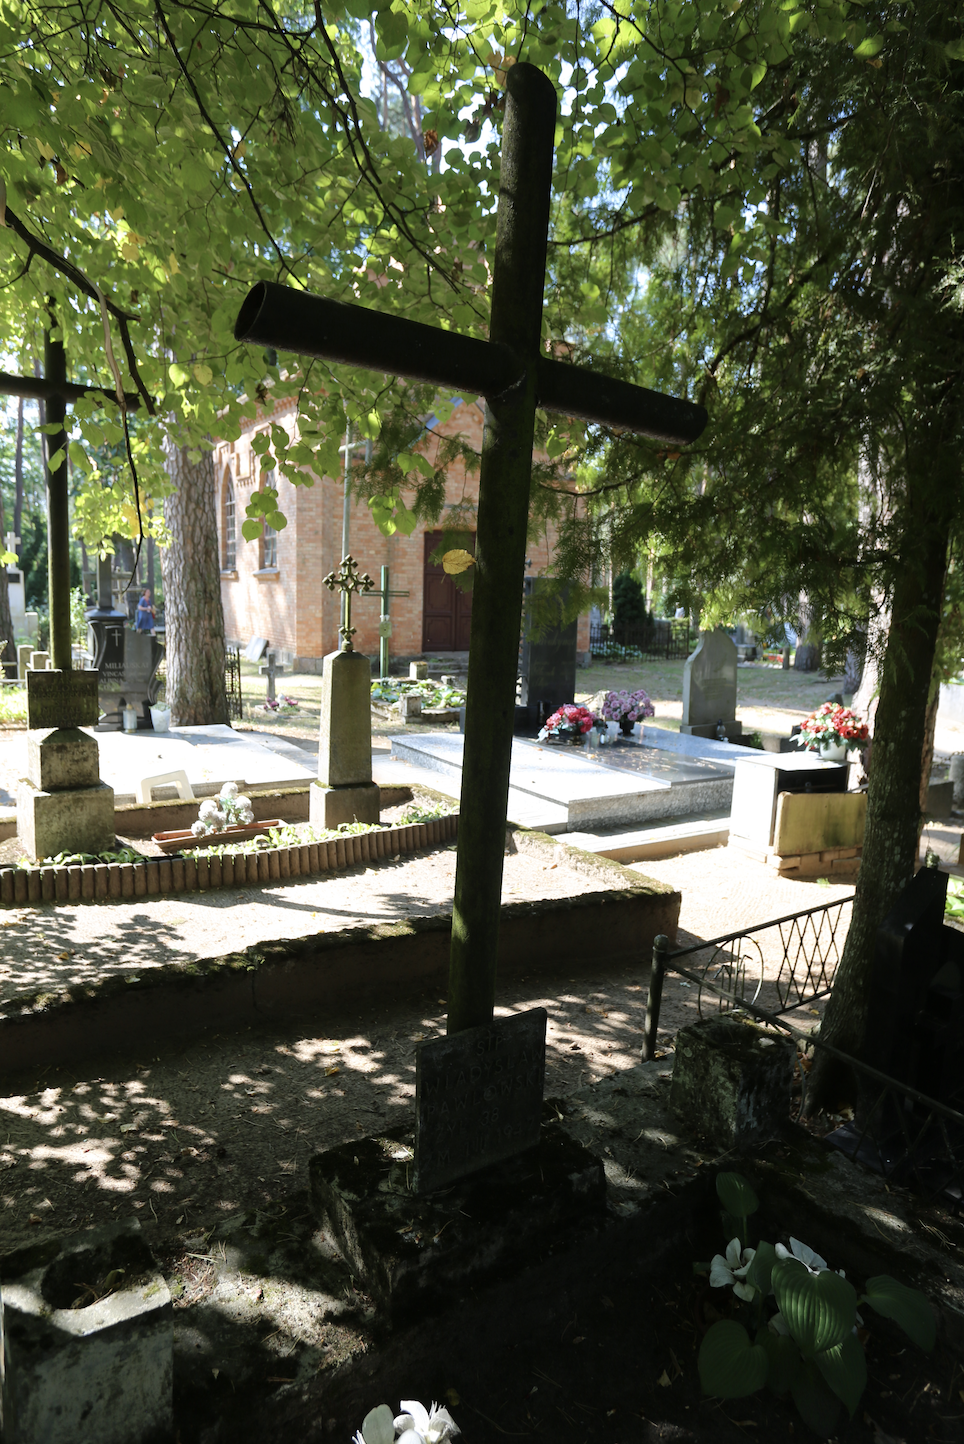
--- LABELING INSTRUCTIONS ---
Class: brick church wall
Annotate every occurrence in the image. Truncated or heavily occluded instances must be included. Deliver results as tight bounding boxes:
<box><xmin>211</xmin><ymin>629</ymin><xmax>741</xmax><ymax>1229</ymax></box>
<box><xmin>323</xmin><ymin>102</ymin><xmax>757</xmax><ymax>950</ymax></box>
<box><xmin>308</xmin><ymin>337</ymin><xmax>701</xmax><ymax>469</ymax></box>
<box><xmin>213</xmin><ymin>394</ymin><xmax>590</xmax><ymax>669</ymax></box>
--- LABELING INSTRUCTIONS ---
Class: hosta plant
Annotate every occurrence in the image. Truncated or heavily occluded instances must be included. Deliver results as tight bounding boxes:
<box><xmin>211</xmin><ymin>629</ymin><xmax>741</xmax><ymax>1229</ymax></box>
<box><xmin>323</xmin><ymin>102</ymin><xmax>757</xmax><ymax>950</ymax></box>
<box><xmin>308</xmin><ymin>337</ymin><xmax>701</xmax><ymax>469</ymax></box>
<box><xmin>697</xmin><ymin>1172</ymin><xmax>935</xmax><ymax>1438</ymax></box>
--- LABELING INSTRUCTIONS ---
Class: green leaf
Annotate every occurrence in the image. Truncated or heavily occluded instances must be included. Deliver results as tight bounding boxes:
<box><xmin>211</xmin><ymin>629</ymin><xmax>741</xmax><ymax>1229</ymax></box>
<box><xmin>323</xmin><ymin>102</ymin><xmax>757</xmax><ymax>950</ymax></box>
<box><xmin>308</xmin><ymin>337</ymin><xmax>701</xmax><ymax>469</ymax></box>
<box><xmin>773</xmin><ymin>1260</ymin><xmax>856</xmax><ymax>1357</ymax></box>
<box><xmin>241</xmin><ymin>518</ymin><xmax>262</xmax><ymax>541</ymax></box>
<box><xmin>47</xmin><ymin>446</ymin><xmax>66</xmax><ymax>471</ymax></box>
<box><xmin>698</xmin><ymin>1321</ymin><xmax>769</xmax><ymax>1399</ymax></box>
<box><xmin>756</xmin><ymin>1326</ymin><xmax>800</xmax><ymax>1397</ymax></box>
<box><xmin>947</xmin><ymin>39</ymin><xmax>964</xmax><ymax>60</ymax></box>
<box><xmin>863</xmin><ymin>1276</ymin><xmax>936</xmax><ymax>1352</ymax></box>
<box><xmin>814</xmin><ymin>1331</ymin><xmax>866</xmax><ymax>1416</ymax></box>
<box><xmin>790</xmin><ymin>1358</ymin><xmax>842</xmax><ymax>1438</ymax></box>
<box><xmin>266</xmin><ymin>512</ymin><xmax>287</xmax><ymax>531</ymax></box>
<box><xmin>854</xmin><ymin>35</ymin><xmax>884</xmax><ymax>59</ymax></box>
<box><xmin>716</xmin><ymin>1172</ymin><xmax>759</xmax><ymax>1219</ymax></box>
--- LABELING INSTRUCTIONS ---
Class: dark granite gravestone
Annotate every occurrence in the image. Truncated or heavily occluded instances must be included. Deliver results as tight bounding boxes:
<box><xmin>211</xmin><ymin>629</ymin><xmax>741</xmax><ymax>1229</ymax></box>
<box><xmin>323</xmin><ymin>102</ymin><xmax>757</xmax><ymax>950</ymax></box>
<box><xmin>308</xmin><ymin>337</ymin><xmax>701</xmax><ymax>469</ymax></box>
<box><xmin>516</xmin><ymin>579</ymin><xmax>578</xmax><ymax>732</ymax></box>
<box><xmin>413</xmin><ymin>1008</ymin><xmax>547</xmax><ymax>1193</ymax></box>
<box><xmin>89</xmin><ymin>618</ymin><xmax>164</xmax><ymax>730</ymax></box>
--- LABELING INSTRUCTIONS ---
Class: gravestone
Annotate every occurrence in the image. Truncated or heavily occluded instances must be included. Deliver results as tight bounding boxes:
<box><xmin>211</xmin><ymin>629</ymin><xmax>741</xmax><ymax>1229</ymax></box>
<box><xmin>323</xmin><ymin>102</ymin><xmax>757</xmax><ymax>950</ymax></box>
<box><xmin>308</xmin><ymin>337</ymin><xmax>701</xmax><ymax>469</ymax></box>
<box><xmin>88</xmin><ymin>558</ymin><xmax>163</xmax><ymax>730</ymax></box>
<box><xmin>309</xmin><ymin>555</ymin><xmax>380</xmax><ymax>828</ymax></box>
<box><xmin>413</xmin><ymin>1007</ymin><xmax>547</xmax><ymax>1192</ymax></box>
<box><xmin>516</xmin><ymin>578</ymin><xmax>578</xmax><ymax>732</ymax></box>
<box><xmin>681</xmin><ymin>629</ymin><xmax>742</xmax><ymax>738</ymax></box>
<box><xmin>259</xmin><ymin>650</ymin><xmax>285</xmax><ymax>704</ymax></box>
<box><xmin>244</xmin><ymin>636</ymin><xmax>269</xmax><ymax>663</ymax></box>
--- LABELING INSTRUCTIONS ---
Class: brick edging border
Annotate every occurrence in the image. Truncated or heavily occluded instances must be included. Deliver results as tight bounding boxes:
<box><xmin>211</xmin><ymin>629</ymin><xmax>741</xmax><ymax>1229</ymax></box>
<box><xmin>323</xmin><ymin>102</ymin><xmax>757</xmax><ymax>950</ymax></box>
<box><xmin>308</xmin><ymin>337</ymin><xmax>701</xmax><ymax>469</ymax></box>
<box><xmin>0</xmin><ymin>815</ymin><xmax>459</xmax><ymax>906</ymax></box>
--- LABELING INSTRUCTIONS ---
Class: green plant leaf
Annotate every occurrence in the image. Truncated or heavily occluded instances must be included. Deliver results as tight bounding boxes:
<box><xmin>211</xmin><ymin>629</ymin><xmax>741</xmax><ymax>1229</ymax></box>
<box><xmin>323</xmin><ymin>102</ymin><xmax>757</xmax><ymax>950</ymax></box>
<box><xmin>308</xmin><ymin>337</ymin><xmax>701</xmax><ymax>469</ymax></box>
<box><xmin>814</xmin><ymin>1330</ymin><xmax>866</xmax><ymax>1416</ymax></box>
<box><xmin>744</xmin><ymin>1241</ymin><xmax>777</xmax><ymax>1297</ymax></box>
<box><xmin>854</xmin><ymin>35</ymin><xmax>884</xmax><ymax>59</ymax></box>
<box><xmin>773</xmin><ymin>1260</ymin><xmax>857</xmax><ymax>1357</ymax></box>
<box><xmin>756</xmin><ymin>1326</ymin><xmax>800</xmax><ymax>1397</ymax></box>
<box><xmin>716</xmin><ymin>1172</ymin><xmax>759</xmax><ymax>1219</ymax></box>
<box><xmin>698</xmin><ymin>1320</ymin><xmax>769</xmax><ymax>1399</ymax></box>
<box><xmin>863</xmin><ymin>1276</ymin><xmax>936</xmax><ymax>1352</ymax></box>
<box><xmin>790</xmin><ymin>1358</ymin><xmax>842</xmax><ymax>1439</ymax></box>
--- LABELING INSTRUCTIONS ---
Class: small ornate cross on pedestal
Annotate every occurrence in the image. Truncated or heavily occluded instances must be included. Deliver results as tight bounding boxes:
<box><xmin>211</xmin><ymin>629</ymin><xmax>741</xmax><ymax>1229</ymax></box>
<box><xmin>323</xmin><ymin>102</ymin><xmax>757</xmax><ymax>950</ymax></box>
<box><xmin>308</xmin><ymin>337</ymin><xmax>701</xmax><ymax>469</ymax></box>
<box><xmin>323</xmin><ymin>555</ymin><xmax>375</xmax><ymax>652</ymax></box>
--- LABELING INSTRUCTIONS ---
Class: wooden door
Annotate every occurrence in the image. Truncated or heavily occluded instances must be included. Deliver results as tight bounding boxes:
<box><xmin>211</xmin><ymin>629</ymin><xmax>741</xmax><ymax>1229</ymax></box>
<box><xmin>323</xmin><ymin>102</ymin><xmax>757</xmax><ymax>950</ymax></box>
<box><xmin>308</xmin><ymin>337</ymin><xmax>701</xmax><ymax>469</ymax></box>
<box><xmin>422</xmin><ymin>531</ymin><xmax>474</xmax><ymax>650</ymax></box>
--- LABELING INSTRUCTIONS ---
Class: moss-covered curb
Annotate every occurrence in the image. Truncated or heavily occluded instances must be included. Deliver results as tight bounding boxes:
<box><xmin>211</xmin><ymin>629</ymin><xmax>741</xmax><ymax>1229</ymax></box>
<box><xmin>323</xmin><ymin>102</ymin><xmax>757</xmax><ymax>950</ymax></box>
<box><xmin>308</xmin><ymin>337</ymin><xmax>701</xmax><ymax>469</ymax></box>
<box><xmin>0</xmin><ymin>840</ymin><xmax>680</xmax><ymax>1078</ymax></box>
<box><xmin>0</xmin><ymin>814</ymin><xmax>458</xmax><ymax>906</ymax></box>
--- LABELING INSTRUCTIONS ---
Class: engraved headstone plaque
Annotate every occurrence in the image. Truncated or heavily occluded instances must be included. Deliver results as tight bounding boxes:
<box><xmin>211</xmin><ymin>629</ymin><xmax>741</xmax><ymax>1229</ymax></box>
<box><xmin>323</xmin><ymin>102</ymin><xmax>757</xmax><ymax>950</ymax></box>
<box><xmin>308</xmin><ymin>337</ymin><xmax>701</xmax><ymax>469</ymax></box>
<box><xmin>26</xmin><ymin>669</ymin><xmax>100</xmax><ymax>729</ymax></box>
<box><xmin>413</xmin><ymin>1007</ymin><xmax>547</xmax><ymax>1194</ymax></box>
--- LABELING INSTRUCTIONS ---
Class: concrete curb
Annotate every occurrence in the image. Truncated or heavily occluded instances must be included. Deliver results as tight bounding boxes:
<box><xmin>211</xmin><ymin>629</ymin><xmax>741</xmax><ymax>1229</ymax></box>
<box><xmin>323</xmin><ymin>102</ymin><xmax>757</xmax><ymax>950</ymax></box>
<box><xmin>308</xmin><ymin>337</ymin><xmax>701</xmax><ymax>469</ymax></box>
<box><xmin>0</xmin><ymin>814</ymin><xmax>459</xmax><ymax>907</ymax></box>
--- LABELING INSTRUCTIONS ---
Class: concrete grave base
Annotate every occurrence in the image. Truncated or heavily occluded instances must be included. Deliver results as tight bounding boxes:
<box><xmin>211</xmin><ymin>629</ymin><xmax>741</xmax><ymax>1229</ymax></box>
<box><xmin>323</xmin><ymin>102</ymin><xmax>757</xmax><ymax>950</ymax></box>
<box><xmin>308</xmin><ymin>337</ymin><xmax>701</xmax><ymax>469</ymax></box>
<box><xmin>26</xmin><ymin>726</ymin><xmax>100</xmax><ymax>791</ymax></box>
<box><xmin>0</xmin><ymin>1220</ymin><xmax>172</xmax><ymax>1444</ymax></box>
<box><xmin>16</xmin><ymin>778</ymin><xmax>115</xmax><ymax>861</ymax></box>
<box><xmin>309</xmin><ymin>780</ymin><xmax>380</xmax><ymax>828</ymax></box>
<box><xmin>670</xmin><ymin>1015</ymin><xmax>794</xmax><ymax>1151</ymax></box>
<box><xmin>309</xmin><ymin>1120</ymin><xmax>605</xmax><ymax>1319</ymax></box>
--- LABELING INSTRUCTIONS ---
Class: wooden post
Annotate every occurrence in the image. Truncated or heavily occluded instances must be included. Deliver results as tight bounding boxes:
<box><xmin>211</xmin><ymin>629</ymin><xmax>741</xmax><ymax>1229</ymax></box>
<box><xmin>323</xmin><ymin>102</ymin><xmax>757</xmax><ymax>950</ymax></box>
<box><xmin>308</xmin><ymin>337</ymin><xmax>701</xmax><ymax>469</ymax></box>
<box><xmin>447</xmin><ymin>66</ymin><xmax>557</xmax><ymax>1032</ymax></box>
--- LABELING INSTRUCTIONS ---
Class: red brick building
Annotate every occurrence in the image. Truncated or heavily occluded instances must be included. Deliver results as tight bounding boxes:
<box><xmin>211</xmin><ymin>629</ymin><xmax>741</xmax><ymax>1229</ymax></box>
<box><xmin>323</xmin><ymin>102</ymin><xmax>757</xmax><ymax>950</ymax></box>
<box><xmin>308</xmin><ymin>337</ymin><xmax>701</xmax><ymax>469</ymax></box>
<box><xmin>214</xmin><ymin>394</ymin><xmax>589</xmax><ymax>671</ymax></box>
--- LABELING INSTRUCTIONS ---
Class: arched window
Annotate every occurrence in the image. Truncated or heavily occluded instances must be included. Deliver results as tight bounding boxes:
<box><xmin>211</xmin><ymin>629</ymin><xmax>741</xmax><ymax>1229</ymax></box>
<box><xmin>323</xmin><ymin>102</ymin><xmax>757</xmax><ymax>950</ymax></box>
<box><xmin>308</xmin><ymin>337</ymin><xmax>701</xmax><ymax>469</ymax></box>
<box><xmin>222</xmin><ymin>472</ymin><xmax>236</xmax><ymax>571</ymax></box>
<box><xmin>261</xmin><ymin>469</ymin><xmax>278</xmax><ymax>570</ymax></box>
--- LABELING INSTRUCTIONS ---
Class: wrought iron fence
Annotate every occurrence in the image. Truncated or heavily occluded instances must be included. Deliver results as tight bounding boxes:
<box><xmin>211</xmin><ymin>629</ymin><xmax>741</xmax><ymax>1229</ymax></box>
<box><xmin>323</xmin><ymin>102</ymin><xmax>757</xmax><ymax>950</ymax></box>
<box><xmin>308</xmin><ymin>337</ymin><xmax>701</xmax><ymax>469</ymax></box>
<box><xmin>590</xmin><ymin>619</ymin><xmax>691</xmax><ymax>661</ymax></box>
<box><xmin>642</xmin><ymin>893</ymin><xmax>964</xmax><ymax>1204</ymax></box>
<box><xmin>642</xmin><ymin>895</ymin><xmax>852</xmax><ymax>1061</ymax></box>
<box><xmin>225</xmin><ymin>646</ymin><xmax>243</xmax><ymax>721</ymax></box>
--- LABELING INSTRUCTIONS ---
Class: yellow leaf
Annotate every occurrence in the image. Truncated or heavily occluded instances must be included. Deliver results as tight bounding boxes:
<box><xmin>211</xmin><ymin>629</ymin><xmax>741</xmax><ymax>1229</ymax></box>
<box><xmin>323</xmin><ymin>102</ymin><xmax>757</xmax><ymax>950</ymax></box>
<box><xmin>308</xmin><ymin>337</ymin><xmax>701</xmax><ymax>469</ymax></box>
<box><xmin>442</xmin><ymin>549</ymin><xmax>475</xmax><ymax>575</ymax></box>
<box><xmin>168</xmin><ymin>251</ymin><xmax>180</xmax><ymax>275</ymax></box>
<box><xmin>324</xmin><ymin>1065</ymin><xmax>340</xmax><ymax>1077</ymax></box>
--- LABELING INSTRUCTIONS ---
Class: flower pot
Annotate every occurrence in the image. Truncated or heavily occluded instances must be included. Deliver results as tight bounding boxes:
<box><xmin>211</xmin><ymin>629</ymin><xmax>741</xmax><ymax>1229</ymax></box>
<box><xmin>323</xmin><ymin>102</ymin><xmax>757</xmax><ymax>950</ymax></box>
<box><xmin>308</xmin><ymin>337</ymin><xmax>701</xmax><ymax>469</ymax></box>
<box><xmin>618</xmin><ymin>716</ymin><xmax>635</xmax><ymax>737</ymax></box>
<box><xmin>150</xmin><ymin>706</ymin><xmax>171</xmax><ymax>733</ymax></box>
<box><xmin>818</xmin><ymin>741</ymin><xmax>849</xmax><ymax>763</ymax></box>
<box><xmin>152</xmin><ymin>819</ymin><xmax>285</xmax><ymax>855</ymax></box>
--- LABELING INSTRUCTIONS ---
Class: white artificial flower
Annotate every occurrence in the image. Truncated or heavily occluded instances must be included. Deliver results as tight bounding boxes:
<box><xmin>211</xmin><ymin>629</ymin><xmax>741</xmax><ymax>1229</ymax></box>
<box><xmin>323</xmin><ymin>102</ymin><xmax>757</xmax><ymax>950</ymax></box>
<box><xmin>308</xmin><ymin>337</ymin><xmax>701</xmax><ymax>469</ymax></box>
<box><xmin>775</xmin><ymin>1238</ymin><xmax>828</xmax><ymax>1274</ymax></box>
<box><xmin>198</xmin><ymin>799</ymin><xmax>220</xmax><ymax>820</ymax></box>
<box><xmin>220</xmin><ymin>781</ymin><xmax>239</xmax><ymax>801</ymax></box>
<box><xmin>235</xmin><ymin>795</ymin><xmax>252</xmax><ymax>812</ymax></box>
<box><xmin>394</xmin><ymin>1400</ymin><xmax>460</xmax><ymax>1443</ymax></box>
<box><xmin>709</xmin><ymin>1237</ymin><xmax>757</xmax><ymax>1301</ymax></box>
<box><xmin>355</xmin><ymin>1404</ymin><xmax>395</xmax><ymax>1444</ymax></box>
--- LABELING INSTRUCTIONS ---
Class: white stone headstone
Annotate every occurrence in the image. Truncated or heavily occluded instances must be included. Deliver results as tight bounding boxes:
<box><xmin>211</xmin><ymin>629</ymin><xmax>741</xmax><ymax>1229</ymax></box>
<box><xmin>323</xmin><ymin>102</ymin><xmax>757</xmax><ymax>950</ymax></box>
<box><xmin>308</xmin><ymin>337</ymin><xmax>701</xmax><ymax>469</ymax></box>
<box><xmin>244</xmin><ymin>636</ymin><xmax>269</xmax><ymax>663</ymax></box>
<box><xmin>682</xmin><ymin>630</ymin><xmax>738</xmax><ymax>727</ymax></box>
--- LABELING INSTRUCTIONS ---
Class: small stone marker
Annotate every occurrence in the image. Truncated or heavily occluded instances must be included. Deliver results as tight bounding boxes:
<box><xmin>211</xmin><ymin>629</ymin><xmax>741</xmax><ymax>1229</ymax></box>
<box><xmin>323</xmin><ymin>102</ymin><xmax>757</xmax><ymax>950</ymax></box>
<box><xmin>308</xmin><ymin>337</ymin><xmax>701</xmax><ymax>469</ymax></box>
<box><xmin>29</xmin><ymin>651</ymin><xmax>50</xmax><ymax>672</ymax></box>
<box><xmin>310</xmin><ymin>556</ymin><xmax>380</xmax><ymax>829</ymax></box>
<box><xmin>681</xmin><ymin>629</ymin><xmax>741</xmax><ymax>737</ymax></box>
<box><xmin>413</xmin><ymin>1007</ymin><xmax>547</xmax><ymax>1193</ymax></box>
<box><xmin>25</xmin><ymin>669</ymin><xmax>99</xmax><ymax>729</ymax></box>
<box><xmin>17</xmin><ymin>643</ymin><xmax>33</xmax><ymax>679</ymax></box>
<box><xmin>409</xmin><ymin>660</ymin><xmax>428</xmax><ymax>681</ymax></box>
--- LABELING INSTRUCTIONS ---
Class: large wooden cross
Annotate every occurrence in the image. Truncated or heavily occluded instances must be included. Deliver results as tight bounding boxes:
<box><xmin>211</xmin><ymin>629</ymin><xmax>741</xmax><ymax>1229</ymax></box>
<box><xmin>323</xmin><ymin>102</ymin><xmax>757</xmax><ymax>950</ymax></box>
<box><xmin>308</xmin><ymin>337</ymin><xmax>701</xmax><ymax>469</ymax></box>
<box><xmin>234</xmin><ymin>63</ymin><xmax>707</xmax><ymax>1034</ymax></box>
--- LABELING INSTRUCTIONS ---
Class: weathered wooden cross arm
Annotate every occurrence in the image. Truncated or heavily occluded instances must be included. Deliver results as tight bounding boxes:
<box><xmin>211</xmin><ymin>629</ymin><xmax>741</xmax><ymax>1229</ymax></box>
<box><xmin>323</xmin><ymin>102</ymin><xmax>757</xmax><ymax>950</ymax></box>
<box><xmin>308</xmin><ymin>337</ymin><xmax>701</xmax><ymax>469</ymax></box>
<box><xmin>235</xmin><ymin>281</ymin><xmax>705</xmax><ymax>447</ymax></box>
<box><xmin>234</xmin><ymin>62</ymin><xmax>707</xmax><ymax>1036</ymax></box>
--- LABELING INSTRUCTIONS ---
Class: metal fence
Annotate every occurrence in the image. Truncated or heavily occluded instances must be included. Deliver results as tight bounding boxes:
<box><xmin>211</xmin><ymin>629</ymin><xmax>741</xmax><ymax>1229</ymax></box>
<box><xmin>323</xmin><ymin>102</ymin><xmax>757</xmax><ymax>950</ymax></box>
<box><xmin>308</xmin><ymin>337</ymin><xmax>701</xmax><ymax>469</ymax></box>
<box><xmin>642</xmin><ymin>896</ymin><xmax>852</xmax><ymax>1061</ymax></box>
<box><xmin>642</xmin><ymin>894</ymin><xmax>964</xmax><ymax>1205</ymax></box>
<box><xmin>225</xmin><ymin>646</ymin><xmax>243</xmax><ymax>721</ymax></box>
<box><xmin>590</xmin><ymin>619</ymin><xmax>691</xmax><ymax>661</ymax></box>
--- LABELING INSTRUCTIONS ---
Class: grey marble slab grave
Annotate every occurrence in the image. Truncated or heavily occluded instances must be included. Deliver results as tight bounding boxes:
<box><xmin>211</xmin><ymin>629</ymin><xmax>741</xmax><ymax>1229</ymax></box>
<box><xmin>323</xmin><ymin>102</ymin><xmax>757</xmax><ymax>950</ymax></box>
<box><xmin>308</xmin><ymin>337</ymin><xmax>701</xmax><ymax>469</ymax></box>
<box><xmin>389</xmin><ymin>732</ymin><xmax>735</xmax><ymax>830</ymax></box>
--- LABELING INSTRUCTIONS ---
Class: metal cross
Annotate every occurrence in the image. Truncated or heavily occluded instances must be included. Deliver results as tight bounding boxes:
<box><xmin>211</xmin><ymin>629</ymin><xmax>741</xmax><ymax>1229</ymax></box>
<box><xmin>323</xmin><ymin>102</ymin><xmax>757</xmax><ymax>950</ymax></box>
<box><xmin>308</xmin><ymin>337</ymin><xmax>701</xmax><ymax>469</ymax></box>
<box><xmin>235</xmin><ymin>63</ymin><xmax>707</xmax><ymax>1035</ymax></box>
<box><xmin>323</xmin><ymin>554</ymin><xmax>375</xmax><ymax>651</ymax></box>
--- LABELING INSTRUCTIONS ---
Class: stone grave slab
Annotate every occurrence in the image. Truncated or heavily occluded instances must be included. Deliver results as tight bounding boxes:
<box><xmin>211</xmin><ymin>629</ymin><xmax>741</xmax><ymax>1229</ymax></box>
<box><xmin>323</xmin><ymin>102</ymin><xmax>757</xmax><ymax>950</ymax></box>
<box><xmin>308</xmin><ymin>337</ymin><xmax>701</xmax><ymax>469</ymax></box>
<box><xmin>87</xmin><ymin>723</ymin><xmax>316</xmax><ymax>805</ymax></box>
<box><xmin>243</xmin><ymin>636</ymin><xmax>269</xmax><ymax>663</ymax></box>
<box><xmin>390</xmin><ymin>731</ymin><xmax>735</xmax><ymax>832</ymax></box>
<box><xmin>309</xmin><ymin>1119</ymin><xmax>605</xmax><ymax>1318</ymax></box>
<box><xmin>413</xmin><ymin>1007</ymin><xmax>547</xmax><ymax>1193</ymax></box>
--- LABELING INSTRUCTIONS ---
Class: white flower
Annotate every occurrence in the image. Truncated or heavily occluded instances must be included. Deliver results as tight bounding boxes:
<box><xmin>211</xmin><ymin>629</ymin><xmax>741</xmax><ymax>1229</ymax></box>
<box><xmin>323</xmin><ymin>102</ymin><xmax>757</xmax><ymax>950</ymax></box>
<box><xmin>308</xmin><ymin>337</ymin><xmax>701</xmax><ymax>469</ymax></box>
<box><xmin>220</xmin><ymin>781</ymin><xmax>239</xmax><ymax>801</ymax></box>
<box><xmin>198</xmin><ymin>799</ymin><xmax>221</xmax><ymax>820</ymax></box>
<box><xmin>236</xmin><ymin>794</ymin><xmax>252</xmax><ymax>812</ymax></box>
<box><xmin>709</xmin><ymin>1237</ymin><xmax>757</xmax><ymax>1301</ymax></box>
<box><xmin>355</xmin><ymin>1405</ymin><xmax>395</xmax><ymax>1444</ymax></box>
<box><xmin>394</xmin><ymin>1401</ymin><xmax>460</xmax><ymax>1444</ymax></box>
<box><xmin>775</xmin><ymin>1238</ymin><xmax>828</xmax><ymax>1274</ymax></box>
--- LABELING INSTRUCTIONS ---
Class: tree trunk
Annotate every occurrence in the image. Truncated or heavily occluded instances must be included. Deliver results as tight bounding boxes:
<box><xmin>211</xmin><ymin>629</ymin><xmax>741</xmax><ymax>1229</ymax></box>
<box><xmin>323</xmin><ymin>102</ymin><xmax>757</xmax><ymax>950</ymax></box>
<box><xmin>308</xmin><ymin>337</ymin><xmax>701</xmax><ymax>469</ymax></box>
<box><xmin>160</xmin><ymin>444</ymin><xmax>228</xmax><ymax>726</ymax></box>
<box><xmin>807</xmin><ymin>468</ymin><xmax>951</xmax><ymax>1109</ymax></box>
